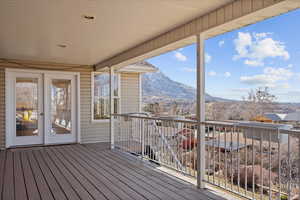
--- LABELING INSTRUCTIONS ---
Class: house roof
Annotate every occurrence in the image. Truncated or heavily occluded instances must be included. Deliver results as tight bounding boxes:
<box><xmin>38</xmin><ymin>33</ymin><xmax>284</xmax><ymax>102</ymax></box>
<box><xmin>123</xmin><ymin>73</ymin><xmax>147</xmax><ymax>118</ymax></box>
<box><xmin>263</xmin><ymin>112</ymin><xmax>300</xmax><ymax>122</ymax></box>
<box><xmin>116</xmin><ymin>61</ymin><xmax>158</xmax><ymax>73</ymax></box>
<box><xmin>95</xmin><ymin>61</ymin><xmax>158</xmax><ymax>74</ymax></box>
<box><xmin>284</xmin><ymin>112</ymin><xmax>300</xmax><ymax>121</ymax></box>
<box><xmin>264</xmin><ymin>113</ymin><xmax>287</xmax><ymax>121</ymax></box>
<box><xmin>0</xmin><ymin>0</ymin><xmax>233</xmax><ymax>65</ymax></box>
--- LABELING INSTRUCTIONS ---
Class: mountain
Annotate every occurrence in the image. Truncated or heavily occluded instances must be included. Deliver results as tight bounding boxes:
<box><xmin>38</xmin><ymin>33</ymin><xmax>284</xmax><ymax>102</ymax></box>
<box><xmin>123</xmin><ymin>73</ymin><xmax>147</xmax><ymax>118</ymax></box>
<box><xmin>141</xmin><ymin>62</ymin><xmax>230</xmax><ymax>102</ymax></box>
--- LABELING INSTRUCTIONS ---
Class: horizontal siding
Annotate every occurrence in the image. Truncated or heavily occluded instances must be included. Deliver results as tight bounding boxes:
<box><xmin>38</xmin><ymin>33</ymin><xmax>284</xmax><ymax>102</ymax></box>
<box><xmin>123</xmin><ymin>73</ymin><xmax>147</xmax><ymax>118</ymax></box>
<box><xmin>121</xmin><ymin>73</ymin><xmax>140</xmax><ymax>114</ymax></box>
<box><xmin>0</xmin><ymin>65</ymin><xmax>141</xmax><ymax>148</ymax></box>
<box><xmin>96</xmin><ymin>0</ymin><xmax>299</xmax><ymax>69</ymax></box>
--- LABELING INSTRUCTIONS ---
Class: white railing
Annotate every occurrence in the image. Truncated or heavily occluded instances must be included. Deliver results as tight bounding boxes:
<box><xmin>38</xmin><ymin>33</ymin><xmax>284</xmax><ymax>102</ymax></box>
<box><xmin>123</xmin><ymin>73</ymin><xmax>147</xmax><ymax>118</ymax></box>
<box><xmin>112</xmin><ymin>113</ymin><xmax>300</xmax><ymax>200</ymax></box>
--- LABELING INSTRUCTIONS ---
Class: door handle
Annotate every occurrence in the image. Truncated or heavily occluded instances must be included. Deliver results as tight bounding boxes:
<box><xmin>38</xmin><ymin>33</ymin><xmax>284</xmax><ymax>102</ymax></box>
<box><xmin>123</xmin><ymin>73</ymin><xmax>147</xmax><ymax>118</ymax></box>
<box><xmin>40</xmin><ymin>113</ymin><xmax>44</xmax><ymax>116</ymax></box>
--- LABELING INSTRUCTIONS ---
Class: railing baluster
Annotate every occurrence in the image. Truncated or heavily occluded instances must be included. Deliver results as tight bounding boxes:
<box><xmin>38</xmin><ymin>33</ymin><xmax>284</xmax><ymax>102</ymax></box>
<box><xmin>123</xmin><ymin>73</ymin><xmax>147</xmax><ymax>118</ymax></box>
<box><xmin>212</xmin><ymin>127</ymin><xmax>216</xmax><ymax>184</ymax></box>
<box><xmin>231</xmin><ymin>127</ymin><xmax>233</xmax><ymax>191</ymax></box>
<box><xmin>208</xmin><ymin>125</ymin><xmax>210</xmax><ymax>183</ymax></box>
<box><xmin>252</xmin><ymin>128</ymin><xmax>255</xmax><ymax>199</ymax></box>
<box><xmin>269</xmin><ymin>131</ymin><xmax>271</xmax><ymax>200</ymax></box>
<box><xmin>225</xmin><ymin>127</ymin><xmax>227</xmax><ymax>189</ymax></box>
<box><xmin>260</xmin><ymin>130</ymin><xmax>263</xmax><ymax>200</ymax></box>
<box><xmin>278</xmin><ymin>129</ymin><xmax>281</xmax><ymax>200</ymax></box>
<box><xmin>298</xmin><ymin>135</ymin><xmax>300</xmax><ymax>200</ymax></box>
<box><xmin>288</xmin><ymin>134</ymin><xmax>291</xmax><ymax>200</ymax></box>
<box><xmin>237</xmin><ymin>126</ymin><xmax>240</xmax><ymax>194</ymax></box>
<box><xmin>244</xmin><ymin>127</ymin><xmax>248</xmax><ymax>197</ymax></box>
<box><xmin>218</xmin><ymin>125</ymin><xmax>221</xmax><ymax>187</ymax></box>
<box><xmin>189</xmin><ymin>122</ymin><xmax>192</xmax><ymax>176</ymax></box>
<box><xmin>141</xmin><ymin>119</ymin><xmax>144</xmax><ymax>159</ymax></box>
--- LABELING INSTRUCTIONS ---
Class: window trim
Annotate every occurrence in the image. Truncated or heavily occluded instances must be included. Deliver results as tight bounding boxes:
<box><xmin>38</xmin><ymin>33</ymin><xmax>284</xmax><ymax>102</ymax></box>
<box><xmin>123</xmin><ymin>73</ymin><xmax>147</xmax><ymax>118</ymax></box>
<box><xmin>91</xmin><ymin>71</ymin><xmax>121</xmax><ymax>123</ymax></box>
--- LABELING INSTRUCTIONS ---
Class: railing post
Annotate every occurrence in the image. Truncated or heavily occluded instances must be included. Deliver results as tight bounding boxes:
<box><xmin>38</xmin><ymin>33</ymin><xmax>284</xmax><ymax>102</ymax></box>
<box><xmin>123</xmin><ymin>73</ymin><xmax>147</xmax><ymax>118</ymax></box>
<box><xmin>196</xmin><ymin>33</ymin><xmax>206</xmax><ymax>189</ymax></box>
<box><xmin>298</xmin><ymin>135</ymin><xmax>300</xmax><ymax>198</ymax></box>
<box><xmin>141</xmin><ymin>119</ymin><xmax>145</xmax><ymax>159</ymax></box>
<box><xmin>110</xmin><ymin>66</ymin><xmax>115</xmax><ymax>150</ymax></box>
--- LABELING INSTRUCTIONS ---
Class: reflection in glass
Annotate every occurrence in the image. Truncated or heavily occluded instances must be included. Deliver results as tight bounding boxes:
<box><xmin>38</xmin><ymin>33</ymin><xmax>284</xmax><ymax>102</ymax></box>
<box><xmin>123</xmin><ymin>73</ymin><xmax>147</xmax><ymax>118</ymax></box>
<box><xmin>51</xmin><ymin>79</ymin><xmax>71</xmax><ymax>135</ymax></box>
<box><xmin>93</xmin><ymin>73</ymin><xmax>119</xmax><ymax>120</ymax></box>
<box><xmin>16</xmin><ymin>78</ymin><xmax>39</xmax><ymax>136</ymax></box>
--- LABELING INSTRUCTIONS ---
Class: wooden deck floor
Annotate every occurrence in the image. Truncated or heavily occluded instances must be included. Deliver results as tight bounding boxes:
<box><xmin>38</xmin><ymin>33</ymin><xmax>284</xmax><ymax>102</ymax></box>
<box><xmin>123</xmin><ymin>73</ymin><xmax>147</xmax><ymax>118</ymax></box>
<box><xmin>0</xmin><ymin>143</ymin><xmax>225</xmax><ymax>200</ymax></box>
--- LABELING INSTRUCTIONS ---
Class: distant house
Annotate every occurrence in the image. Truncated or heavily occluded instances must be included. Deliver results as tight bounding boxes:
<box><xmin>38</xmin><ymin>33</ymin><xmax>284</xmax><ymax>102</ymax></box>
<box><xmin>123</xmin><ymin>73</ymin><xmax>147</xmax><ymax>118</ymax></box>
<box><xmin>264</xmin><ymin>113</ymin><xmax>286</xmax><ymax>122</ymax></box>
<box><xmin>283</xmin><ymin>112</ymin><xmax>300</xmax><ymax>122</ymax></box>
<box><xmin>257</xmin><ymin>112</ymin><xmax>300</xmax><ymax>122</ymax></box>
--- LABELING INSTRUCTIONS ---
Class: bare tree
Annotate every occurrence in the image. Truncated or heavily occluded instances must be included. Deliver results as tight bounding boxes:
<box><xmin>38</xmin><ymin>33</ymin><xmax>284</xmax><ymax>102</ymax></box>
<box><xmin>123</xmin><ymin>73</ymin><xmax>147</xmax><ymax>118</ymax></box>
<box><xmin>242</xmin><ymin>87</ymin><xmax>277</xmax><ymax>120</ymax></box>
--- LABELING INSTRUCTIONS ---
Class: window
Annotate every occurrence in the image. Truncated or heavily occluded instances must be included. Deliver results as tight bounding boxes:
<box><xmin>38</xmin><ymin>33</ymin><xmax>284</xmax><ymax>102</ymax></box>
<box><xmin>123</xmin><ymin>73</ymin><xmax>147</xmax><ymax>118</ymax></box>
<box><xmin>92</xmin><ymin>72</ymin><xmax>120</xmax><ymax>121</ymax></box>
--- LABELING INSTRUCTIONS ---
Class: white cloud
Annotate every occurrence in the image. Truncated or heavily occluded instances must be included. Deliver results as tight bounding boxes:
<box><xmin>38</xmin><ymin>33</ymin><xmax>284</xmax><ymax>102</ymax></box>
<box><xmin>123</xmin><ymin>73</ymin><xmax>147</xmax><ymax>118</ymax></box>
<box><xmin>233</xmin><ymin>32</ymin><xmax>290</xmax><ymax>66</ymax></box>
<box><xmin>208</xmin><ymin>71</ymin><xmax>217</xmax><ymax>76</ymax></box>
<box><xmin>287</xmin><ymin>64</ymin><xmax>293</xmax><ymax>68</ymax></box>
<box><xmin>182</xmin><ymin>67</ymin><xmax>196</xmax><ymax>72</ymax></box>
<box><xmin>233</xmin><ymin>32</ymin><xmax>252</xmax><ymax>59</ymax></box>
<box><xmin>174</xmin><ymin>51</ymin><xmax>187</xmax><ymax>61</ymax></box>
<box><xmin>251</xmin><ymin>38</ymin><xmax>289</xmax><ymax>60</ymax></box>
<box><xmin>244</xmin><ymin>59</ymin><xmax>264</xmax><ymax>67</ymax></box>
<box><xmin>224</xmin><ymin>72</ymin><xmax>231</xmax><ymax>78</ymax></box>
<box><xmin>205</xmin><ymin>53</ymin><xmax>212</xmax><ymax>63</ymax></box>
<box><xmin>240</xmin><ymin>67</ymin><xmax>293</xmax><ymax>87</ymax></box>
<box><xmin>218</xmin><ymin>40</ymin><xmax>225</xmax><ymax>47</ymax></box>
<box><xmin>253</xmin><ymin>32</ymin><xmax>272</xmax><ymax>39</ymax></box>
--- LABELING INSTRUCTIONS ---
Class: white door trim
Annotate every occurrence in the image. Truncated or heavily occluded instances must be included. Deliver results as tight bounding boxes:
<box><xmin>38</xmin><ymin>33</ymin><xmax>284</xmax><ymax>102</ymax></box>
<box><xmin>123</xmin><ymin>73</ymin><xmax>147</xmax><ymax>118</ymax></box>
<box><xmin>5</xmin><ymin>68</ymin><xmax>81</xmax><ymax>148</ymax></box>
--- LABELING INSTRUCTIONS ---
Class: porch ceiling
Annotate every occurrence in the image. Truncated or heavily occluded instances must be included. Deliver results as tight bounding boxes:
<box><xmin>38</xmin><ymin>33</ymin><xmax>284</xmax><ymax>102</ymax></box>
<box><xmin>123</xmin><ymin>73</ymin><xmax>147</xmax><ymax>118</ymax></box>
<box><xmin>0</xmin><ymin>0</ymin><xmax>232</xmax><ymax>66</ymax></box>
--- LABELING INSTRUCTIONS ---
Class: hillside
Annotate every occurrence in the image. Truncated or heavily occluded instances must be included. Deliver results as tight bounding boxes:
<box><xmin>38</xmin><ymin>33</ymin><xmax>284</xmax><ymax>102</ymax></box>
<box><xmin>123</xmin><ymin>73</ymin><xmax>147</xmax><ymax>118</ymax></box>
<box><xmin>141</xmin><ymin>62</ymin><xmax>230</xmax><ymax>102</ymax></box>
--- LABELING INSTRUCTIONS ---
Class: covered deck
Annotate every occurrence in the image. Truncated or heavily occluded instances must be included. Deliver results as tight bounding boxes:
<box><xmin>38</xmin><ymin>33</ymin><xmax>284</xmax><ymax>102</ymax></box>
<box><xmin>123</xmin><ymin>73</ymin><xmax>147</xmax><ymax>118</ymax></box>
<box><xmin>0</xmin><ymin>143</ymin><xmax>225</xmax><ymax>200</ymax></box>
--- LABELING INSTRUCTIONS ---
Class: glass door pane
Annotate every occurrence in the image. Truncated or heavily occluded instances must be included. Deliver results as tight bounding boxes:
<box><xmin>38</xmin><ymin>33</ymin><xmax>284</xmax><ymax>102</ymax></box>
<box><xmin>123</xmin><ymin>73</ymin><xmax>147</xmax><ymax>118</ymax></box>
<box><xmin>51</xmin><ymin>79</ymin><xmax>72</xmax><ymax>135</ymax></box>
<box><xmin>16</xmin><ymin>78</ymin><xmax>39</xmax><ymax>137</ymax></box>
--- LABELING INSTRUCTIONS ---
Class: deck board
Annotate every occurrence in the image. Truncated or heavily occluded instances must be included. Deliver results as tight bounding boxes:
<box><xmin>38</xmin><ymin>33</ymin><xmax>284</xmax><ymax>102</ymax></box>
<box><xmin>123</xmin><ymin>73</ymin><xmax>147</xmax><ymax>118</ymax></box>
<box><xmin>0</xmin><ymin>151</ymin><xmax>6</xmax><ymax>199</ymax></box>
<box><xmin>0</xmin><ymin>143</ymin><xmax>226</xmax><ymax>200</ymax></box>
<box><xmin>13</xmin><ymin>151</ymin><xmax>27</xmax><ymax>200</ymax></box>
<box><xmin>21</xmin><ymin>151</ymin><xmax>41</xmax><ymax>200</ymax></box>
<box><xmin>26</xmin><ymin>151</ymin><xmax>54</xmax><ymax>200</ymax></box>
<box><xmin>39</xmin><ymin>150</ymin><xmax>80</xmax><ymax>200</ymax></box>
<box><xmin>3</xmin><ymin>151</ymin><xmax>14</xmax><ymax>200</ymax></box>
<box><xmin>32</xmin><ymin>150</ymin><xmax>67</xmax><ymax>200</ymax></box>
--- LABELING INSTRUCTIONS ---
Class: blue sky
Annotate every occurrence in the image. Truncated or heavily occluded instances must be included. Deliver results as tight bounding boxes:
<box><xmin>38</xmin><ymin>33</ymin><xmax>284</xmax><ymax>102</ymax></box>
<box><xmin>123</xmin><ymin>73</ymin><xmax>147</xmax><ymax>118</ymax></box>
<box><xmin>146</xmin><ymin>8</ymin><xmax>300</xmax><ymax>103</ymax></box>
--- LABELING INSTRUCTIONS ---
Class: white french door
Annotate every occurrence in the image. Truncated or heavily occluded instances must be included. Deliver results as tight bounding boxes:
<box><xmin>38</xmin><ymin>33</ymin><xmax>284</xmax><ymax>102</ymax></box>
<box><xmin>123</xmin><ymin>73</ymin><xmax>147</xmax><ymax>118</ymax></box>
<box><xmin>44</xmin><ymin>74</ymin><xmax>77</xmax><ymax>144</ymax></box>
<box><xmin>6</xmin><ymin>72</ymin><xmax>44</xmax><ymax>146</ymax></box>
<box><xmin>6</xmin><ymin>69</ymin><xmax>79</xmax><ymax>147</ymax></box>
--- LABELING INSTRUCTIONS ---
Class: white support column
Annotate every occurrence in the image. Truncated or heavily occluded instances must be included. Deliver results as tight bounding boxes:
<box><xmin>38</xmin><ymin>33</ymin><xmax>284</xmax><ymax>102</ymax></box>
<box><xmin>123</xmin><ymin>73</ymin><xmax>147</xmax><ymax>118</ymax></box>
<box><xmin>109</xmin><ymin>66</ymin><xmax>115</xmax><ymax>149</ymax></box>
<box><xmin>196</xmin><ymin>33</ymin><xmax>206</xmax><ymax>189</ymax></box>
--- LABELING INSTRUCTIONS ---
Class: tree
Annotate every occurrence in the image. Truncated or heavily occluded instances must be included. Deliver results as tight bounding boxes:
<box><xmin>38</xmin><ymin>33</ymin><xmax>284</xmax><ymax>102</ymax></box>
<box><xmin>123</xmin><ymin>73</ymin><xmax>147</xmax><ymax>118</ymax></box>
<box><xmin>242</xmin><ymin>87</ymin><xmax>277</xmax><ymax>120</ymax></box>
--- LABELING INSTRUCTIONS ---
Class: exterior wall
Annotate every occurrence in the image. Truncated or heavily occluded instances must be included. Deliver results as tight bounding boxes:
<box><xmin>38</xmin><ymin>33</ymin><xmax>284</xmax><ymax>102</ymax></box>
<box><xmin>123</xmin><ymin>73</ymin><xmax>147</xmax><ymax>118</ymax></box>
<box><xmin>96</xmin><ymin>0</ymin><xmax>299</xmax><ymax>69</ymax></box>
<box><xmin>0</xmin><ymin>64</ymin><xmax>140</xmax><ymax>148</ymax></box>
<box><xmin>120</xmin><ymin>73</ymin><xmax>140</xmax><ymax>113</ymax></box>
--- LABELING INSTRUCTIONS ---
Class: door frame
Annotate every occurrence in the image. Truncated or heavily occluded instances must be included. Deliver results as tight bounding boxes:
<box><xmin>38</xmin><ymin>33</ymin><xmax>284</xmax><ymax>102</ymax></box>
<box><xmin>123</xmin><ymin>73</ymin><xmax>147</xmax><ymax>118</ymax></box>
<box><xmin>5</xmin><ymin>68</ymin><xmax>81</xmax><ymax>148</ymax></box>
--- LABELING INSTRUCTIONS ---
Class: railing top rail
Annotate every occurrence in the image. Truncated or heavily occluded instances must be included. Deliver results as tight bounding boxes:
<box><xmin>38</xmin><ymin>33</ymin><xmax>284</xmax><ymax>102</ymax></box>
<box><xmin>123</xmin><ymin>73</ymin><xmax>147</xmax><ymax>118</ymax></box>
<box><xmin>113</xmin><ymin>113</ymin><xmax>300</xmax><ymax>136</ymax></box>
<box><xmin>112</xmin><ymin>113</ymin><xmax>198</xmax><ymax>124</ymax></box>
